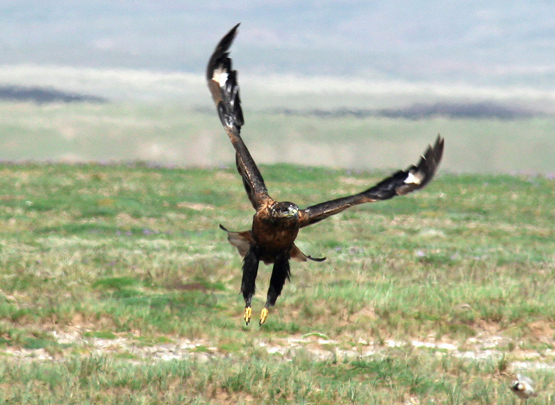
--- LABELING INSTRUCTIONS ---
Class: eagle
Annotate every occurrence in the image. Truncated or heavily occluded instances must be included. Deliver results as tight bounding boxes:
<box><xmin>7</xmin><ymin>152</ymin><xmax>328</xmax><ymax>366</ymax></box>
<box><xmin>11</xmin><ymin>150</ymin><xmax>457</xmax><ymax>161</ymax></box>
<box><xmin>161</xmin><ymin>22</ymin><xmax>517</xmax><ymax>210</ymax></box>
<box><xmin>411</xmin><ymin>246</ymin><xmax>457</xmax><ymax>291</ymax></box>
<box><xmin>206</xmin><ymin>24</ymin><xmax>444</xmax><ymax>326</ymax></box>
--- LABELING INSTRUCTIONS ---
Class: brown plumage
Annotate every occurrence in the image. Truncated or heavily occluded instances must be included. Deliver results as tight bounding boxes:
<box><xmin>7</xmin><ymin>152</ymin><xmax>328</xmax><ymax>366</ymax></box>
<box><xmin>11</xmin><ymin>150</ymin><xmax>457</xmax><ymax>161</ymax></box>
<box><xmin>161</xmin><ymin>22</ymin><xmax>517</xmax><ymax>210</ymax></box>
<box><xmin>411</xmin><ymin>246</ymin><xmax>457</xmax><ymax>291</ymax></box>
<box><xmin>207</xmin><ymin>24</ymin><xmax>445</xmax><ymax>326</ymax></box>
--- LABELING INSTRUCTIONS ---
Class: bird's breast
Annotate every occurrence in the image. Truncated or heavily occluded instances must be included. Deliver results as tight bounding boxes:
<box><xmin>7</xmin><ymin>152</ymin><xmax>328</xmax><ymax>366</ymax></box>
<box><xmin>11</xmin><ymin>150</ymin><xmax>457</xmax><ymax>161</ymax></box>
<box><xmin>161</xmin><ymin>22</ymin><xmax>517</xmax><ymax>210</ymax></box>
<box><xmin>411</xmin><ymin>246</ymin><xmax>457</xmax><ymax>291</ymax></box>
<box><xmin>252</xmin><ymin>211</ymin><xmax>300</xmax><ymax>260</ymax></box>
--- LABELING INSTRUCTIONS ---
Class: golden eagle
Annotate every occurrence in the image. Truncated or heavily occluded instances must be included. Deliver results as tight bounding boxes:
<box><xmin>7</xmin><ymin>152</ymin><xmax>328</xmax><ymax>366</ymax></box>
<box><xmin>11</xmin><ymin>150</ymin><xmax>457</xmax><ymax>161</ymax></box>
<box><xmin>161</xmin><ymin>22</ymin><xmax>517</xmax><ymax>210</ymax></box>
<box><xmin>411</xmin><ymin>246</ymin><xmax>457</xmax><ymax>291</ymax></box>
<box><xmin>207</xmin><ymin>24</ymin><xmax>444</xmax><ymax>326</ymax></box>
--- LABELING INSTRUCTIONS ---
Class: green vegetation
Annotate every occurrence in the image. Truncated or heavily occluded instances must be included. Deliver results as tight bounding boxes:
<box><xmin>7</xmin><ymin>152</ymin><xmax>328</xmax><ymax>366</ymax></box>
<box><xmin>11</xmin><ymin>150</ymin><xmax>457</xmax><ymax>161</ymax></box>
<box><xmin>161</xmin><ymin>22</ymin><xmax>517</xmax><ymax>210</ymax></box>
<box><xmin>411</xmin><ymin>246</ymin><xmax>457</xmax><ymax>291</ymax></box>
<box><xmin>1</xmin><ymin>101</ymin><xmax>555</xmax><ymax>173</ymax></box>
<box><xmin>0</xmin><ymin>162</ymin><xmax>553</xmax><ymax>403</ymax></box>
<box><xmin>2</xmin><ymin>354</ymin><xmax>552</xmax><ymax>404</ymax></box>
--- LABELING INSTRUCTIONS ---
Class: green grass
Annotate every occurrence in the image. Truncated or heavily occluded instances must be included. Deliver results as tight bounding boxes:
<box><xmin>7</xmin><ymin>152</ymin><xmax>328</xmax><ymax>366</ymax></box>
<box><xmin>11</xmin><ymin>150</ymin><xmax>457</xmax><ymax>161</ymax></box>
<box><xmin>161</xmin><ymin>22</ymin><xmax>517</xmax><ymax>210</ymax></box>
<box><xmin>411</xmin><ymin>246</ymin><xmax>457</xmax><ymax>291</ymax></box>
<box><xmin>0</xmin><ymin>162</ymin><xmax>553</xmax><ymax>403</ymax></box>
<box><xmin>0</xmin><ymin>353</ymin><xmax>552</xmax><ymax>404</ymax></box>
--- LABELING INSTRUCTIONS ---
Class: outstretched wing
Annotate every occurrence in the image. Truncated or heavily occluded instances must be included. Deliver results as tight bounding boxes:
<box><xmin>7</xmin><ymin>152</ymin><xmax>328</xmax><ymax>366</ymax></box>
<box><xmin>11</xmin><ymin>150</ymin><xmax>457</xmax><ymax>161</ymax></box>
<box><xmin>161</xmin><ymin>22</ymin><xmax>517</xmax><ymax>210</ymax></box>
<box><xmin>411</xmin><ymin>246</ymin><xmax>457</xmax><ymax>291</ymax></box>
<box><xmin>207</xmin><ymin>23</ymin><xmax>270</xmax><ymax>210</ymax></box>
<box><xmin>298</xmin><ymin>136</ymin><xmax>444</xmax><ymax>228</ymax></box>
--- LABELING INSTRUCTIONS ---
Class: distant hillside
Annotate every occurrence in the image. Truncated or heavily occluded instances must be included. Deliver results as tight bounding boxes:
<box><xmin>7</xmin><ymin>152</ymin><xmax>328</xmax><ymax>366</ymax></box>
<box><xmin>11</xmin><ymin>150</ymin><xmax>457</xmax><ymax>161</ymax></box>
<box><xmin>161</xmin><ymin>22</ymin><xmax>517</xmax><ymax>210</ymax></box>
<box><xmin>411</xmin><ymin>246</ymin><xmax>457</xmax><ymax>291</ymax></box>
<box><xmin>276</xmin><ymin>101</ymin><xmax>537</xmax><ymax>120</ymax></box>
<box><xmin>0</xmin><ymin>85</ymin><xmax>107</xmax><ymax>104</ymax></box>
<box><xmin>378</xmin><ymin>102</ymin><xmax>536</xmax><ymax>119</ymax></box>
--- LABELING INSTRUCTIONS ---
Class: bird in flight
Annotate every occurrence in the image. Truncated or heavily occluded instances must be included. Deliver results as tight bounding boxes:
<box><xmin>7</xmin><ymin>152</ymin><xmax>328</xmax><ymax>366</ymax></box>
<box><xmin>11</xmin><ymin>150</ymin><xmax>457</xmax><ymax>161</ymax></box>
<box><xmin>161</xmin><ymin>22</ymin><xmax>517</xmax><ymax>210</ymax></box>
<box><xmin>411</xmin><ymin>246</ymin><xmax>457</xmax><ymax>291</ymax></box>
<box><xmin>206</xmin><ymin>24</ymin><xmax>444</xmax><ymax>326</ymax></box>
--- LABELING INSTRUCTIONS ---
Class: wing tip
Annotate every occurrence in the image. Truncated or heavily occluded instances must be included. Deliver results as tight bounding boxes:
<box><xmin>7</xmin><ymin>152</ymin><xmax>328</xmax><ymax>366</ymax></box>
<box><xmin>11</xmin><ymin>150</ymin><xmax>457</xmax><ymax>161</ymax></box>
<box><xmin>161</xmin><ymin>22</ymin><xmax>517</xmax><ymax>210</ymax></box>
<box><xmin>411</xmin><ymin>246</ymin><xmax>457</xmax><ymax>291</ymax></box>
<box><xmin>433</xmin><ymin>134</ymin><xmax>445</xmax><ymax>160</ymax></box>
<box><xmin>393</xmin><ymin>135</ymin><xmax>444</xmax><ymax>195</ymax></box>
<box><xmin>422</xmin><ymin>134</ymin><xmax>444</xmax><ymax>160</ymax></box>
<box><xmin>222</xmin><ymin>23</ymin><xmax>241</xmax><ymax>50</ymax></box>
<box><xmin>207</xmin><ymin>24</ymin><xmax>245</xmax><ymax>132</ymax></box>
<box><xmin>206</xmin><ymin>23</ymin><xmax>241</xmax><ymax>81</ymax></box>
<box><xmin>414</xmin><ymin>134</ymin><xmax>444</xmax><ymax>187</ymax></box>
<box><xmin>420</xmin><ymin>134</ymin><xmax>444</xmax><ymax>170</ymax></box>
<box><xmin>217</xmin><ymin>22</ymin><xmax>241</xmax><ymax>51</ymax></box>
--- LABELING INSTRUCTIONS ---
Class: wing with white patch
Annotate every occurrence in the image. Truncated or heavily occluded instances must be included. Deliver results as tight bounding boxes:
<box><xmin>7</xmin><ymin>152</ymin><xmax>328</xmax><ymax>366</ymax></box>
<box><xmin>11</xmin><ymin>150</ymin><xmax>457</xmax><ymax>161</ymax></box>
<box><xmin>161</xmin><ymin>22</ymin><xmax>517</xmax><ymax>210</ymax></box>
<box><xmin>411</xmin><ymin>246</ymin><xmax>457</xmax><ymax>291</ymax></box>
<box><xmin>206</xmin><ymin>23</ymin><xmax>244</xmax><ymax>132</ymax></box>
<box><xmin>298</xmin><ymin>136</ymin><xmax>444</xmax><ymax>228</ymax></box>
<box><xmin>206</xmin><ymin>24</ymin><xmax>270</xmax><ymax>209</ymax></box>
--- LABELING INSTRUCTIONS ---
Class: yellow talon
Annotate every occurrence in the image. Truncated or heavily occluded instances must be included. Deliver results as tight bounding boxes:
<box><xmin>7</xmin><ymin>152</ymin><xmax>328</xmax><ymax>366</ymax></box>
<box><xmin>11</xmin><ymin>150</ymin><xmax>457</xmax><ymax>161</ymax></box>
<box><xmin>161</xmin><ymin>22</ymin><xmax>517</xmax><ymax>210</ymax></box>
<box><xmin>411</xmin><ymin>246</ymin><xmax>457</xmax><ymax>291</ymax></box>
<box><xmin>259</xmin><ymin>308</ymin><xmax>269</xmax><ymax>326</ymax></box>
<box><xmin>244</xmin><ymin>307</ymin><xmax>252</xmax><ymax>325</ymax></box>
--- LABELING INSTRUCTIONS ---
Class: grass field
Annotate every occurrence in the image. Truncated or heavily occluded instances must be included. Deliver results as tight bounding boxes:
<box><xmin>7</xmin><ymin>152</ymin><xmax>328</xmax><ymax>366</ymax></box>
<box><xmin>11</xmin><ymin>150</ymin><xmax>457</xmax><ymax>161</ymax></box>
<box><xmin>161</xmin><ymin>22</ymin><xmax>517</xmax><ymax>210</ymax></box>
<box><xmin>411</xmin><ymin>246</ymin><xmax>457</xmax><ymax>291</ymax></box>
<box><xmin>0</xmin><ymin>161</ymin><xmax>553</xmax><ymax>403</ymax></box>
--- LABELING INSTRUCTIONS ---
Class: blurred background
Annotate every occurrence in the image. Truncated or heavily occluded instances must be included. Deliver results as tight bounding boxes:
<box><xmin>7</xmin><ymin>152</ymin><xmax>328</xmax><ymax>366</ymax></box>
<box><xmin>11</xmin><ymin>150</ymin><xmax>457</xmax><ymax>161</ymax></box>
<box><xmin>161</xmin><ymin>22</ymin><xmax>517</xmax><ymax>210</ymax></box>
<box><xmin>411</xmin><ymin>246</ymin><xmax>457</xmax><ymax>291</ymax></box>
<box><xmin>1</xmin><ymin>0</ymin><xmax>555</xmax><ymax>173</ymax></box>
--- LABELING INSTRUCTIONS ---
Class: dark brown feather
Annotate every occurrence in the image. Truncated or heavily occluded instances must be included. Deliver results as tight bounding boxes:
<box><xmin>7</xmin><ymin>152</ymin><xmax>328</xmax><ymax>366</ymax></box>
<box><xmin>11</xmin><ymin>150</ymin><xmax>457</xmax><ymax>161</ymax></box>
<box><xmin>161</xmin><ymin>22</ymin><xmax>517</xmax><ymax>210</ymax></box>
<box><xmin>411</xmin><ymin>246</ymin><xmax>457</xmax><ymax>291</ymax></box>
<box><xmin>251</xmin><ymin>202</ymin><xmax>299</xmax><ymax>264</ymax></box>
<box><xmin>206</xmin><ymin>23</ymin><xmax>270</xmax><ymax>209</ymax></box>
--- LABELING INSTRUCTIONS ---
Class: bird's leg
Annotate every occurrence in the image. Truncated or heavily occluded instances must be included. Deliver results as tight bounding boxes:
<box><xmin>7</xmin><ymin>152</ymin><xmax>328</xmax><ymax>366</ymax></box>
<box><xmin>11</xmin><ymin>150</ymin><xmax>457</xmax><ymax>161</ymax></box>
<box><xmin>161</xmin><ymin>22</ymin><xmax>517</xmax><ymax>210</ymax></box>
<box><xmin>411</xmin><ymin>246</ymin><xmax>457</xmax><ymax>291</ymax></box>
<box><xmin>241</xmin><ymin>246</ymin><xmax>260</xmax><ymax>325</ymax></box>
<box><xmin>260</xmin><ymin>254</ymin><xmax>290</xmax><ymax>326</ymax></box>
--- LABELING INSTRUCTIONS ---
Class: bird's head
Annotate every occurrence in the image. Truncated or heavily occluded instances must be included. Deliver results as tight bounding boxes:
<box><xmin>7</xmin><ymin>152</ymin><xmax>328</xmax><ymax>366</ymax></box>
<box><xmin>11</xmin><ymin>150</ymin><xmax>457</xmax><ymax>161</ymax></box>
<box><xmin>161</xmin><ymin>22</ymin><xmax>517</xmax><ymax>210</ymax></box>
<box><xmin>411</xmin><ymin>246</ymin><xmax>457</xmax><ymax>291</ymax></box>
<box><xmin>271</xmin><ymin>202</ymin><xmax>299</xmax><ymax>220</ymax></box>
